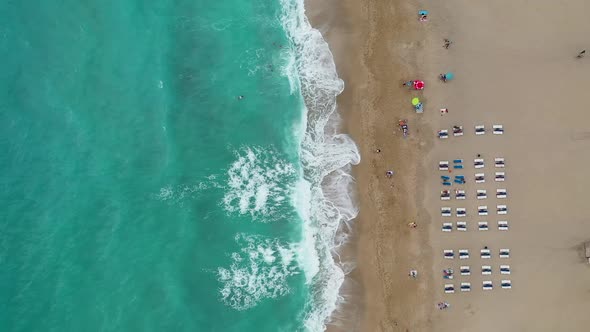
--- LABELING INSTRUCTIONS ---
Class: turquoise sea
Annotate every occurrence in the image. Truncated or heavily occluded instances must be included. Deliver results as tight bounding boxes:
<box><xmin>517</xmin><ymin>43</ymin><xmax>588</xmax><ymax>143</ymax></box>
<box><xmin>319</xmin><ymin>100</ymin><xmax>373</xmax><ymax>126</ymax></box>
<box><xmin>0</xmin><ymin>1</ymin><xmax>359</xmax><ymax>331</ymax></box>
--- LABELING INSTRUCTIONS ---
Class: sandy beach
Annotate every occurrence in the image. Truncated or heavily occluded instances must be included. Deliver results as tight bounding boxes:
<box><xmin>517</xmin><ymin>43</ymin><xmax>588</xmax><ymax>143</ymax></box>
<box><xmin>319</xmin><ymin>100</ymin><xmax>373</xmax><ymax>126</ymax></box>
<box><xmin>308</xmin><ymin>0</ymin><xmax>436</xmax><ymax>330</ymax></box>
<box><xmin>310</xmin><ymin>0</ymin><xmax>590</xmax><ymax>331</ymax></box>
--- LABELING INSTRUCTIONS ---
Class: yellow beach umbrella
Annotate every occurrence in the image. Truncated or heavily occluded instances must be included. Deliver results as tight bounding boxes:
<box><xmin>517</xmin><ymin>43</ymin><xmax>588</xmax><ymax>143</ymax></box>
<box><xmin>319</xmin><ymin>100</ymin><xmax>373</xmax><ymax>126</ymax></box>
<box><xmin>412</xmin><ymin>98</ymin><xmax>420</xmax><ymax>106</ymax></box>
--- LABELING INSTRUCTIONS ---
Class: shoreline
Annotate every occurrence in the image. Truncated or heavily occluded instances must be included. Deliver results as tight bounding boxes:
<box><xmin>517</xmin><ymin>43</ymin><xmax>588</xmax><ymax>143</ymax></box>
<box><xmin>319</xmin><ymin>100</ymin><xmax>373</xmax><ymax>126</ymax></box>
<box><xmin>306</xmin><ymin>0</ymin><xmax>438</xmax><ymax>330</ymax></box>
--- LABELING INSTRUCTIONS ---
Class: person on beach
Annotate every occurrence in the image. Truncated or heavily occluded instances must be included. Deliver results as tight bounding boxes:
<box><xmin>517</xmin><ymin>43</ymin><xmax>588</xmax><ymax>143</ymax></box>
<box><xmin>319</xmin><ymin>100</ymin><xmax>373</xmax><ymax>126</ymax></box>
<box><xmin>577</xmin><ymin>50</ymin><xmax>586</xmax><ymax>58</ymax></box>
<box><xmin>437</xmin><ymin>302</ymin><xmax>450</xmax><ymax>310</ymax></box>
<box><xmin>440</xmin><ymin>108</ymin><xmax>448</xmax><ymax>115</ymax></box>
<box><xmin>418</xmin><ymin>10</ymin><xmax>428</xmax><ymax>22</ymax></box>
<box><xmin>408</xmin><ymin>221</ymin><xmax>417</xmax><ymax>228</ymax></box>
<box><xmin>386</xmin><ymin>170</ymin><xmax>394</xmax><ymax>178</ymax></box>
<box><xmin>375</xmin><ymin>148</ymin><xmax>381</xmax><ymax>153</ymax></box>
<box><xmin>409</xmin><ymin>270</ymin><xmax>418</xmax><ymax>278</ymax></box>
<box><xmin>444</xmin><ymin>39</ymin><xmax>452</xmax><ymax>49</ymax></box>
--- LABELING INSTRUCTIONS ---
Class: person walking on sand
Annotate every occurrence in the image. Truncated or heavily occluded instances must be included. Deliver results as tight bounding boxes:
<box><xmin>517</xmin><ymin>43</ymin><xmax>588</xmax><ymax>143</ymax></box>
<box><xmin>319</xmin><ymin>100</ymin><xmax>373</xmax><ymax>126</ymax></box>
<box><xmin>577</xmin><ymin>50</ymin><xmax>586</xmax><ymax>58</ymax></box>
<box><xmin>444</xmin><ymin>39</ymin><xmax>452</xmax><ymax>49</ymax></box>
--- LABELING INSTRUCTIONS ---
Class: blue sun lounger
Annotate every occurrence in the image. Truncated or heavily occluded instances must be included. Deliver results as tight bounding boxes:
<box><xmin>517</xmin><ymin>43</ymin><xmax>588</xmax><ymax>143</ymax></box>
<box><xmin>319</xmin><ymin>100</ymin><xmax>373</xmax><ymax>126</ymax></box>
<box><xmin>443</xmin><ymin>182</ymin><xmax>451</xmax><ymax>186</ymax></box>
<box><xmin>453</xmin><ymin>159</ymin><xmax>463</xmax><ymax>163</ymax></box>
<box><xmin>454</xmin><ymin>179</ymin><xmax>464</xmax><ymax>184</ymax></box>
<box><xmin>453</xmin><ymin>164</ymin><xmax>463</xmax><ymax>169</ymax></box>
<box><xmin>441</xmin><ymin>175</ymin><xmax>450</xmax><ymax>180</ymax></box>
<box><xmin>455</xmin><ymin>175</ymin><xmax>464</xmax><ymax>179</ymax></box>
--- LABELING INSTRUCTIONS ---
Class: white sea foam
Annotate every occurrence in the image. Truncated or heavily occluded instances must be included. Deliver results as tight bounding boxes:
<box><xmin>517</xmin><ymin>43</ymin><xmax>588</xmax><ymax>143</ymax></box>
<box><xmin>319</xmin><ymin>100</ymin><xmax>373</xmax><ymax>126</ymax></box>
<box><xmin>222</xmin><ymin>147</ymin><xmax>298</xmax><ymax>221</ymax></box>
<box><xmin>217</xmin><ymin>234</ymin><xmax>300</xmax><ymax>310</ymax></box>
<box><xmin>279</xmin><ymin>0</ymin><xmax>361</xmax><ymax>331</ymax></box>
<box><xmin>155</xmin><ymin>180</ymin><xmax>222</xmax><ymax>206</ymax></box>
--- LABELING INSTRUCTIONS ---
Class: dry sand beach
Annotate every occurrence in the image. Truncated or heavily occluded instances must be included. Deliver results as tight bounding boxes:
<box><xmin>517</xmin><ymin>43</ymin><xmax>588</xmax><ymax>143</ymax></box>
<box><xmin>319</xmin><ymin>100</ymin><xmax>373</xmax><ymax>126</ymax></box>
<box><xmin>311</xmin><ymin>0</ymin><xmax>590</xmax><ymax>331</ymax></box>
<box><xmin>425</xmin><ymin>1</ymin><xmax>590</xmax><ymax>331</ymax></box>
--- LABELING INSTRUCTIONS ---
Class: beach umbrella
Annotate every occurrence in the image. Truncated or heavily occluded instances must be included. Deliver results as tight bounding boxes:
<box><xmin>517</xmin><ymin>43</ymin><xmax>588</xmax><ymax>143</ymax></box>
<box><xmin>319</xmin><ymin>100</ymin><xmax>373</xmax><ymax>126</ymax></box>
<box><xmin>412</xmin><ymin>98</ymin><xmax>420</xmax><ymax>106</ymax></box>
<box><xmin>413</xmin><ymin>80</ymin><xmax>425</xmax><ymax>90</ymax></box>
<box><xmin>444</xmin><ymin>72</ymin><xmax>454</xmax><ymax>80</ymax></box>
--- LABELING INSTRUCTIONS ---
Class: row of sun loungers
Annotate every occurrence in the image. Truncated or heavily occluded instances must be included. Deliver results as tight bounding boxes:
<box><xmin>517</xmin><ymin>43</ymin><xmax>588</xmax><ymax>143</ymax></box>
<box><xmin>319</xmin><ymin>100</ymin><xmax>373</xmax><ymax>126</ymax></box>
<box><xmin>444</xmin><ymin>280</ymin><xmax>512</xmax><ymax>293</ymax></box>
<box><xmin>474</xmin><ymin>158</ymin><xmax>505</xmax><ymax>168</ymax></box>
<box><xmin>441</xmin><ymin>174</ymin><xmax>507</xmax><ymax>186</ymax></box>
<box><xmin>439</xmin><ymin>159</ymin><xmax>506</xmax><ymax>171</ymax></box>
<box><xmin>475</xmin><ymin>188</ymin><xmax>507</xmax><ymax>198</ymax></box>
<box><xmin>441</xmin><ymin>205</ymin><xmax>508</xmax><ymax>216</ymax></box>
<box><xmin>449</xmin><ymin>265</ymin><xmax>512</xmax><ymax>276</ymax></box>
<box><xmin>444</xmin><ymin>248</ymin><xmax>510</xmax><ymax>259</ymax></box>
<box><xmin>442</xmin><ymin>221</ymin><xmax>509</xmax><ymax>231</ymax></box>
<box><xmin>438</xmin><ymin>126</ymin><xmax>467</xmax><ymax>138</ymax></box>
<box><xmin>476</xmin><ymin>124</ymin><xmax>504</xmax><ymax>135</ymax></box>
<box><xmin>439</xmin><ymin>125</ymin><xmax>503</xmax><ymax>138</ymax></box>
<box><xmin>441</xmin><ymin>189</ymin><xmax>476</xmax><ymax>200</ymax></box>
<box><xmin>452</xmin><ymin>265</ymin><xmax>511</xmax><ymax>276</ymax></box>
<box><xmin>478</xmin><ymin>205</ymin><xmax>508</xmax><ymax>215</ymax></box>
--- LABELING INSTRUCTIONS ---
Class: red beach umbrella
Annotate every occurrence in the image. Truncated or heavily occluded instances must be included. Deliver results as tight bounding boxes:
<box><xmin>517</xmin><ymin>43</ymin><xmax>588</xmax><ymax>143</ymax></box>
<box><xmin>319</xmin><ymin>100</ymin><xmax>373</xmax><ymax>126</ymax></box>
<box><xmin>413</xmin><ymin>80</ymin><xmax>425</xmax><ymax>90</ymax></box>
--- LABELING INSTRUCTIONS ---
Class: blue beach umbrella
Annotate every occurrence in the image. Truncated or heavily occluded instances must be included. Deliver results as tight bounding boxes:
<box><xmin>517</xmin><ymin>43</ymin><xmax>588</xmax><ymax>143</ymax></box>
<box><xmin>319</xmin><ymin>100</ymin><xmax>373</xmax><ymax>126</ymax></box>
<box><xmin>444</xmin><ymin>72</ymin><xmax>454</xmax><ymax>80</ymax></box>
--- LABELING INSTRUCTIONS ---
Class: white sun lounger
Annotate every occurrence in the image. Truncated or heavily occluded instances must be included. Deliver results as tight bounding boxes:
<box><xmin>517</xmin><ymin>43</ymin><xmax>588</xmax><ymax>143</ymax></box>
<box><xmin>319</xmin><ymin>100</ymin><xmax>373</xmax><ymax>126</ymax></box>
<box><xmin>483</xmin><ymin>281</ymin><xmax>493</xmax><ymax>291</ymax></box>
<box><xmin>481</xmin><ymin>249</ymin><xmax>491</xmax><ymax>259</ymax></box>
<box><xmin>459</xmin><ymin>249</ymin><xmax>469</xmax><ymax>259</ymax></box>
<box><xmin>500</xmin><ymin>265</ymin><xmax>511</xmax><ymax>275</ymax></box>
<box><xmin>456</xmin><ymin>207</ymin><xmax>466</xmax><ymax>217</ymax></box>
<box><xmin>476</xmin><ymin>189</ymin><xmax>487</xmax><ymax>199</ymax></box>
<box><xmin>441</xmin><ymin>207</ymin><xmax>452</xmax><ymax>217</ymax></box>
<box><xmin>478</xmin><ymin>221</ymin><xmax>489</xmax><ymax>231</ymax></box>
<box><xmin>474</xmin><ymin>158</ymin><xmax>484</xmax><ymax>169</ymax></box>
<box><xmin>460</xmin><ymin>266</ymin><xmax>471</xmax><ymax>276</ymax></box>
<box><xmin>475</xmin><ymin>125</ymin><xmax>486</xmax><ymax>135</ymax></box>
<box><xmin>475</xmin><ymin>173</ymin><xmax>485</xmax><ymax>184</ymax></box>
<box><xmin>438</xmin><ymin>130</ymin><xmax>449</xmax><ymax>139</ymax></box>
<box><xmin>441</xmin><ymin>190</ymin><xmax>451</xmax><ymax>200</ymax></box>
<box><xmin>501</xmin><ymin>280</ymin><xmax>512</xmax><ymax>289</ymax></box>
<box><xmin>442</xmin><ymin>222</ymin><xmax>453</xmax><ymax>232</ymax></box>
<box><xmin>439</xmin><ymin>161</ymin><xmax>449</xmax><ymax>171</ymax></box>
<box><xmin>478</xmin><ymin>205</ymin><xmax>488</xmax><ymax>216</ymax></box>
<box><xmin>444</xmin><ymin>284</ymin><xmax>455</xmax><ymax>293</ymax></box>
<box><xmin>493</xmin><ymin>124</ymin><xmax>504</xmax><ymax>135</ymax></box>
<box><xmin>496</xmin><ymin>189</ymin><xmax>507</xmax><ymax>199</ymax></box>
<box><xmin>495</xmin><ymin>171</ymin><xmax>505</xmax><ymax>182</ymax></box>
<box><xmin>499</xmin><ymin>249</ymin><xmax>510</xmax><ymax>258</ymax></box>
<box><xmin>495</xmin><ymin>157</ymin><xmax>505</xmax><ymax>168</ymax></box>
<box><xmin>455</xmin><ymin>189</ymin><xmax>466</xmax><ymax>200</ymax></box>
<box><xmin>461</xmin><ymin>282</ymin><xmax>471</xmax><ymax>292</ymax></box>
<box><xmin>482</xmin><ymin>265</ymin><xmax>492</xmax><ymax>275</ymax></box>
<box><xmin>456</xmin><ymin>221</ymin><xmax>467</xmax><ymax>231</ymax></box>
<box><xmin>453</xmin><ymin>126</ymin><xmax>464</xmax><ymax>136</ymax></box>
<box><xmin>444</xmin><ymin>249</ymin><xmax>454</xmax><ymax>259</ymax></box>
<box><xmin>498</xmin><ymin>220</ymin><xmax>509</xmax><ymax>231</ymax></box>
<box><xmin>497</xmin><ymin>205</ymin><xmax>508</xmax><ymax>215</ymax></box>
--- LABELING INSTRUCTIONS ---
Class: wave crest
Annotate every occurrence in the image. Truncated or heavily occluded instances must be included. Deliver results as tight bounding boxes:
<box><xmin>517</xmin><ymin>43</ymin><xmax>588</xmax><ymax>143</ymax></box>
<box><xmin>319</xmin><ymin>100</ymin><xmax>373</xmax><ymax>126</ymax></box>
<box><xmin>279</xmin><ymin>0</ymin><xmax>361</xmax><ymax>330</ymax></box>
<box><xmin>217</xmin><ymin>234</ymin><xmax>300</xmax><ymax>310</ymax></box>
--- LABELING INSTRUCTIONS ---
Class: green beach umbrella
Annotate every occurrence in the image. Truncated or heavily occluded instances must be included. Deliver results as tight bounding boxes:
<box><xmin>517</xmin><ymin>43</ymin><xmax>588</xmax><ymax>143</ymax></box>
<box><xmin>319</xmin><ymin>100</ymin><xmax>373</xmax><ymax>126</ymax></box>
<box><xmin>412</xmin><ymin>97</ymin><xmax>420</xmax><ymax>106</ymax></box>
